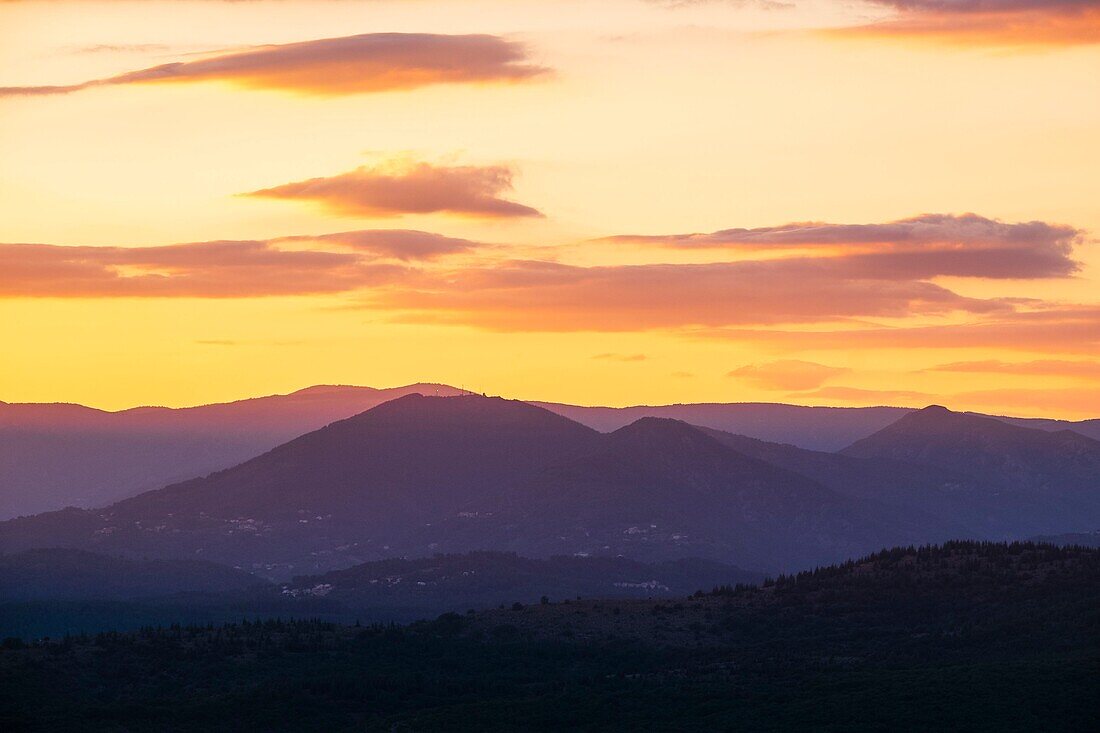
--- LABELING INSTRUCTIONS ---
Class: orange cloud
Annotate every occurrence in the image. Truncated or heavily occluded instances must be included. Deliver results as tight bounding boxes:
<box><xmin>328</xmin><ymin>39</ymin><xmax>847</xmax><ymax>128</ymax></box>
<box><xmin>0</xmin><ymin>228</ymin><xmax>481</xmax><ymax>298</ymax></box>
<box><xmin>701</xmin><ymin>307</ymin><xmax>1100</xmax><ymax>354</ymax></box>
<box><xmin>375</xmin><ymin>257</ymin><xmax>1008</xmax><ymax>332</ymax></box>
<box><xmin>792</xmin><ymin>385</ymin><xmax>1100</xmax><ymax>417</ymax></box>
<box><xmin>833</xmin><ymin>1</ymin><xmax>1100</xmax><ymax>46</ymax></box>
<box><xmin>609</xmin><ymin>213</ymin><xmax>1083</xmax><ymax>279</ymax></box>
<box><xmin>729</xmin><ymin>360</ymin><xmax>849</xmax><ymax>391</ymax></box>
<box><xmin>0</xmin><ymin>33</ymin><xmax>547</xmax><ymax>97</ymax></box>
<box><xmin>246</xmin><ymin>162</ymin><xmax>542</xmax><ymax>219</ymax></box>
<box><xmin>282</xmin><ymin>230</ymin><xmax>479</xmax><ymax>260</ymax></box>
<box><xmin>952</xmin><ymin>387</ymin><xmax>1100</xmax><ymax>415</ymax></box>
<box><xmin>354</xmin><ymin>211</ymin><xmax>1083</xmax><ymax>334</ymax></box>
<box><xmin>928</xmin><ymin>359</ymin><xmax>1100</xmax><ymax>380</ymax></box>
<box><xmin>794</xmin><ymin>386</ymin><xmax>936</xmax><ymax>405</ymax></box>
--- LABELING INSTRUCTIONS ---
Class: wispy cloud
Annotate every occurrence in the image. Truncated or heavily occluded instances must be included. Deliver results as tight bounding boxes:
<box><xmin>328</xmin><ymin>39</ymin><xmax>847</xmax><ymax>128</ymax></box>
<box><xmin>793</xmin><ymin>385</ymin><xmax>936</xmax><ymax>406</ymax></box>
<box><xmin>607</xmin><ymin>213</ymin><xmax>1083</xmax><ymax>280</ymax></box>
<box><xmin>928</xmin><ymin>359</ymin><xmax>1100</xmax><ymax>380</ymax></box>
<box><xmin>729</xmin><ymin>359</ymin><xmax>849</xmax><ymax>391</ymax></box>
<box><xmin>0</xmin><ymin>228</ymin><xmax>483</xmax><ymax>298</ymax></box>
<box><xmin>0</xmin><ymin>33</ymin><xmax>548</xmax><ymax>97</ymax></box>
<box><xmin>700</xmin><ymin>306</ymin><xmax>1100</xmax><ymax>355</ymax></box>
<box><xmin>952</xmin><ymin>387</ymin><xmax>1100</xmax><ymax>415</ymax></box>
<box><xmin>283</xmin><ymin>229</ymin><xmax>480</xmax><ymax>260</ymax></box>
<box><xmin>357</xmin><ymin>211</ymin><xmax>1088</xmax><ymax>332</ymax></box>
<box><xmin>593</xmin><ymin>352</ymin><xmax>648</xmax><ymax>362</ymax></box>
<box><xmin>373</xmin><ymin>257</ymin><xmax>1008</xmax><ymax>332</ymax></box>
<box><xmin>246</xmin><ymin>161</ymin><xmax>542</xmax><ymax>219</ymax></box>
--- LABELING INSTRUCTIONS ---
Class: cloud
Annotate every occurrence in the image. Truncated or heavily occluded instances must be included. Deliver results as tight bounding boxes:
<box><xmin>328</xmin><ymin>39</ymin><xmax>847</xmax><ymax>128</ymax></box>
<box><xmin>608</xmin><ymin>213</ymin><xmax>1084</xmax><ymax>280</ymax></box>
<box><xmin>833</xmin><ymin>0</ymin><xmax>1100</xmax><ymax>46</ymax></box>
<box><xmin>357</xmin><ymin>212</ymin><xmax>1076</xmax><ymax>334</ymax></box>
<box><xmin>729</xmin><ymin>359</ymin><xmax>849</xmax><ymax>391</ymax></box>
<box><xmin>951</xmin><ymin>387</ymin><xmax>1100</xmax><ymax>416</ymax></box>
<box><xmin>593</xmin><ymin>353</ymin><xmax>647</xmax><ymax>362</ymax></box>
<box><xmin>282</xmin><ymin>229</ymin><xmax>479</xmax><ymax>260</ymax></box>
<box><xmin>0</xmin><ymin>227</ymin><xmax>484</xmax><ymax>298</ymax></box>
<box><xmin>647</xmin><ymin>0</ymin><xmax>793</xmax><ymax>8</ymax></box>
<box><xmin>928</xmin><ymin>359</ymin><xmax>1100</xmax><ymax>380</ymax></box>
<box><xmin>373</xmin><ymin>256</ymin><xmax>1008</xmax><ymax>332</ymax></box>
<box><xmin>246</xmin><ymin>162</ymin><xmax>542</xmax><ymax>219</ymax></box>
<box><xmin>700</xmin><ymin>306</ymin><xmax>1100</xmax><ymax>354</ymax></box>
<box><xmin>793</xmin><ymin>383</ymin><xmax>1100</xmax><ymax>417</ymax></box>
<box><xmin>0</xmin><ymin>33</ymin><xmax>547</xmax><ymax>97</ymax></box>
<box><xmin>794</xmin><ymin>386</ymin><xmax>937</xmax><ymax>406</ymax></box>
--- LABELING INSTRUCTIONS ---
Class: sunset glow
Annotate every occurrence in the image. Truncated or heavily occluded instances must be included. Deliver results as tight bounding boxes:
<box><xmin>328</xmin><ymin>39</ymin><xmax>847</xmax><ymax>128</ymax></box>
<box><xmin>1</xmin><ymin>0</ymin><xmax>1098</xmax><ymax>417</ymax></box>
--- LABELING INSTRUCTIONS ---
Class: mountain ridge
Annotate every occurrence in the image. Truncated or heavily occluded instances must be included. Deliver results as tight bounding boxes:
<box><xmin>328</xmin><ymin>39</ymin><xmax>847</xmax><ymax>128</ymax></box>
<box><xmin>0</xmin><ymin>398</ymin><xmax>920</xmax><ymax>576</ymax></box>
<box><xmin>4</xmin><ymin>384</ymin><xmax>1099</xmax><ymax>519</ymax></box>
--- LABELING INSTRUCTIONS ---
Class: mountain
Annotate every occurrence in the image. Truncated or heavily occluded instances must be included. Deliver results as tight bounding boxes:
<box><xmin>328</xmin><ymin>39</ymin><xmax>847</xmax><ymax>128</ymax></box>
<box><xmin>698</xmin><ymin>428</ymin><xmax>1010</xmax><ymax>538</ymax></box>
<box><xmin>539</xmin><ymin>402</ymin><xmax>1100</xmax><ymax>446</ymax></box>
<box><xmin>0</xmin><ymin>549</ymin><xmax>759</xmax><ymax>637</ymax></box>
<box><xmin>418</xmin><ymin>417</ymin><xmax>926</xmax><ymax>571</ymax></box>
<box><xmin>4</xmin><ymin>396</ymin><xmax>1097</xmax><ymax>577</ymax></box>
<box><xmin>0</xmin><ymin>548</ymin><xmax>266</xmax><ymax>601</ymax></box>
<box><xmin>997</xmin><ymin>414</ymin><xmax>1100</xmax><ymax>441</ymax></box>
<box><xmin>1029</xmin><ymin>530</ymin><xmax>1100</xmax><ymax>548</ymax></box>
<box><xmin>533</xmin><ymin>401</ymin><xmax>911</xmax><ymax>451</ymax></box>
<box><xmin>4</xmin><ymin>385</ymin><xmax>1098</xmax><ymax>520</ymax></box>
<box><xmin>0</xmin><ymin>398</ymin><xmax>922</xmax><ymax>576</ymax></box>
<box><xmin>842</xmin><ymin>405</ymin><xmax>1100</xmax><ymax>535</ymax></box>
<box><xmin>279</xmin><ymin>551</ymin><xmax>762</xmax><ymax>616</ymax></box>
<box><xmin>0</xmin><ymin>395</ymin><xmax>605</xmax><ymax>576</ymax></box>
<box><xmin>461</xmin><ymin>541</ymin><xmax>1100</xmax><ymax>646</ymax></box>
<box><xmin>0</xmin><ymin>383</ymin><xmax>467</xmax><ymax>519</ymax></box>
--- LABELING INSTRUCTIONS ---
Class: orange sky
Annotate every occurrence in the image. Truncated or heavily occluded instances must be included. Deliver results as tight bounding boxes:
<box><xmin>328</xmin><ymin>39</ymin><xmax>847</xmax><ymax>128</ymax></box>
<box><xmin>1</xmin><ymin>0</ymin><xmax>1098</xmax><ymax>418</ymax></box>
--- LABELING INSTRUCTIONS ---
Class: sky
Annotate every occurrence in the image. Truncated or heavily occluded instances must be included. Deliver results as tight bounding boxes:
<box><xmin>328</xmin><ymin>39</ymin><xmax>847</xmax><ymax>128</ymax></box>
<box><xmin>1</xmin><ymin>0</ymin><xmax>1098</xmax><ymax>417</ymax></box>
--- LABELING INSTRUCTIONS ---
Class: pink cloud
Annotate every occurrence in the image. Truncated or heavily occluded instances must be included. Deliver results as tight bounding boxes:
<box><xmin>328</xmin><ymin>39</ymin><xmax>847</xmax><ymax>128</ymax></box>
<box><xmin>608</xmin><ymin>213</ymin><xmax>1084</xmax><ymax>280</ymax></box>
<box><xmin>699</xmin><ymin>307</ymin><xmax>1100</xmax><ymax>354</ymax></box>
<box><xmin>283</xmin><ymin>230</ymin><xmax>479</xmax><ymax>260</ymax></box>
<box><xmin>834</xmin><ymin>0</ymin><xmax>1100</xmax><ymax>46</ymax></box>
<box><xmin>0</xmin><ymin>33</ymin><xmax>548</xmax><ymax>97</ymax></box>
<box><xmin>0</xmin><ymin>227</ymin><xmax>485</xmax><ymax>298</ymax></box>
<box><xmin>246</xmin><ymin>162</ymin><xmax>542</xmax><ymax>219</ymax></box>
<box><xmin>373</xmin><ymin>257</ymin><xmax>1009</xmax><ymax>332</ymax></box>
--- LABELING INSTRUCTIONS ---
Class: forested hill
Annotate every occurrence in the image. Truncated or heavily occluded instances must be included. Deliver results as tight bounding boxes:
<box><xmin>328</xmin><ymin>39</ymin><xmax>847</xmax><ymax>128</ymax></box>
<box><xmin>2</xmin><ymin>542</ymin><xmax>1096</xmax><ymax>732</ymax></box>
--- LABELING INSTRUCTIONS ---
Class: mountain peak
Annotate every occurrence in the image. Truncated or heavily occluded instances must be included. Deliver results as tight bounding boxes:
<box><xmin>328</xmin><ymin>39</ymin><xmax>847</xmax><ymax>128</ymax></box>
<box><xmin>866</xmin><ymin>403</ymin><xmax>1015</xmax><ymax>437</ymax></box>
<box><xmin>610</xmin><ymin>417</ymin><xmax>714</xmax><ymax>445</ymax></box>
<box><xmin>289</xmin><ymin>384</ymin><xmax>379</xmax><ymax>396</ymax></box>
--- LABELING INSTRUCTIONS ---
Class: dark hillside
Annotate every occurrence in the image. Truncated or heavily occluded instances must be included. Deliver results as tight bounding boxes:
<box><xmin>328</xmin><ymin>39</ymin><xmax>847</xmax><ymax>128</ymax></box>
<box><xmin>1</xmin><ymin>542</ymin><xmax>1095</xmax><ymax>732</ymax></box>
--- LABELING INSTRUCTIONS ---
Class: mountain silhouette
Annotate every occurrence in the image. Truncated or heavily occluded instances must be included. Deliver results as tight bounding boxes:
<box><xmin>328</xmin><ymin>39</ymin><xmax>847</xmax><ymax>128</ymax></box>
<box><xmin>0</xmin><ymin>398</ymin><xmax>918</xmax><ymax>575</ymax></box>
<box><xmin>0</xmin><ymin>396</ymin><xmax>604</xmax><ymax>575</ymax></box>
<box><xmin>440</xmin><ymin>417</ymin><xmax>922</xmax><ymax>571</ymax></box>
<box><xmin>842</xmin><ymin>405</ymin><xmax>1100</xmax><ymax>534</ymax></box>
<box><xmin>3</xmin><ymin>398</ymin><xmax>1098</xmax><ymax>576</ymax></box>
<box><xmin>0</xmin><ymin>383</ymin><xmax>467</xmax><ymax>519</ymax></box>
<box><xmin>4</xmin><ymin>386</ymin><xmax>1099</xmax><ymax>520</ymax></box>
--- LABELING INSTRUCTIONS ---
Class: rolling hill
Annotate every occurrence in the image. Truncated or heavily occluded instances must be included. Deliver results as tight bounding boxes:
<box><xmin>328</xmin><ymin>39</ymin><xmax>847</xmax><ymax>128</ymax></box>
<box><xmin>842</xmin><ymin>405</ymin><xmax>1100</xmax><ymax>535</ymax></box>
<box><xmin>0</xmin><ymin>397</ymin><xmax>919</xmax><ymax>576</ymax></box>
<box><xmin>4</xmin><ymin>386</ymin><xmax>1099</xmax><ymax>520</ymax></box>
<box><xmin>0</xmin><ymin>384</ymin><xmax>467</xmax><ymax>519</ymax></box>
<box><xmin>3</xmin><ymin>542</ymin><xmax>1095</xmax><ymax>732</ymax></box>
<box><xmin>0</xmin><ymin>548</ymin><xmax>266</xmax><ymax>601</ymax></box>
